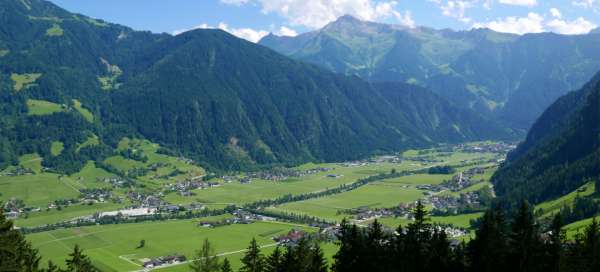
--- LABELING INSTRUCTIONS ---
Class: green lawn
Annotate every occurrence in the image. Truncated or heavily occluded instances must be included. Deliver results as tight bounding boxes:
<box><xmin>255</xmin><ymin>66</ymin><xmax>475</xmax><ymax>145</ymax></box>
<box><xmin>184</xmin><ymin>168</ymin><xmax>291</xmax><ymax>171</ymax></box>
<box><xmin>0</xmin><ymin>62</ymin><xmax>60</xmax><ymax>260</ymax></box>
<box><xmin>536</xmin><ymin>182</ymin><xmax>595</xmax><ymax>218</ymax></box>
<box><xmin>0</xmin><ymin>173</ymin><xmax>80</xmax><ymax>207</ymax></box>
<box><xmin>46</xmin><ymin>23</ymin><xmax>64</xmax><ymax>36</ymax></box>
<box><xmin>28</xmin><ymin>220</ymin><xmax>316</xmax><ymax>271</ymax></box>
<box><xmin>51</xmin><ymin>141</ymin><xmax>64</xmax><ymax>156</ymax></box>
<box><xmin>27</xmin><ymin>99</ymin><xmax>65</xmax><ymax>116</ymax></box>
<box><xmin>11</xmin><ymin>73</ymin><xmax>42</xmax><ymax>91</ymax></box>
<box><xmin>72</xmin><ymin>99</ymin><xmax>94</xmax><ymax>122</ymax></box>
<box><xmin>15</xmin><ymin>202</ymin><xmax>126</xmax><ymax>228</ymax></box>
<box><xmin>76</xmin><ymin>135</ymin><xmax>100</xmax><ymax>152</ymax></box>
<box><xmin>267</xmin><ymin>180</ymin><xmax>426</xmax><ymax>222</ymax></box>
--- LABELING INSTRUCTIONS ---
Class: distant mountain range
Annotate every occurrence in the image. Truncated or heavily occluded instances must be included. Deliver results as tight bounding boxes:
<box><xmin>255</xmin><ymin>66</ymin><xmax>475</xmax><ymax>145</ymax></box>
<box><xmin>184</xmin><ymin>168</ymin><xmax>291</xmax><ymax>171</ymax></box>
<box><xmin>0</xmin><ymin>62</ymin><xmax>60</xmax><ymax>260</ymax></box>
<box><xmin>0</xmin><ymin>0</ymin><xmax>511</xmax><ymax>171</ymax></box>
<box><xmin>492</xmin><ymin>71</ymin><xmax>600</xmax><ymax>204</ymax></box>
<box><xmin>260</xmin><ymin>15</ymin><xmax>600</xmax><ymax>131</ymax></box>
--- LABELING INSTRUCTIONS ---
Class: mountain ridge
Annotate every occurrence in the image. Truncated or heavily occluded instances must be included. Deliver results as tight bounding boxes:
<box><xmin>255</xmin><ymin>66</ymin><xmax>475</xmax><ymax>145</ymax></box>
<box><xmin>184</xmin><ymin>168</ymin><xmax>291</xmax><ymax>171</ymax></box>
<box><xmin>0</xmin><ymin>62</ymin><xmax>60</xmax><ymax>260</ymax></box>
<box><xmin>260</xmin><ymin>15</ymin><xmax>600</xmax><ymax>131</ymax></box>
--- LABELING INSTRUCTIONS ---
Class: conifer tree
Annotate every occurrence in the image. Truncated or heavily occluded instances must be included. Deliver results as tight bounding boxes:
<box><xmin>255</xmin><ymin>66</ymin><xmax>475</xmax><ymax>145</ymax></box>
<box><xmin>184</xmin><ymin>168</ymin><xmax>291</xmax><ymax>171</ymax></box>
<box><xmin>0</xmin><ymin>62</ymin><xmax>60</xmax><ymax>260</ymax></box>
<box><xmin>265</xmin><ymin>247</ymin><xmax>284</xmax><ymax>272</ymax></box>
<box><xmin>509</xmin><ymin>201</ymin><xmax>542</xmax><ymax>272</ymax></box>
<box><xmin>308</xmin><ymin>243</ymin><xmax>328</xmax><ymax>272</ymax></box>
<box><xmin>240</xmin><ymin>238</ymin><xmax>265</xmax><ymax>272</ymax></box>
<box><xmin>0</xmin><ymin>208</ymin><xmax>41</xmax><ymax>272</ymax></box>
<box><xmin>221</xmin><ymin>258</ymin><xmax>233</xmax><ymax>272</ymax></box>
<box><xmin>190</xmin><ymin>238</ymin><xmax>220</xmax><ymax>272</ymax></box>
<box><xmin>547</xmin><ymin>213</ymin><xmax>565</xmax><ymax>272</ymax></box>
<box><xmin>65</xmin><ymin>245</ymin><xmax>97</xmax><ymax>272</ymax></box>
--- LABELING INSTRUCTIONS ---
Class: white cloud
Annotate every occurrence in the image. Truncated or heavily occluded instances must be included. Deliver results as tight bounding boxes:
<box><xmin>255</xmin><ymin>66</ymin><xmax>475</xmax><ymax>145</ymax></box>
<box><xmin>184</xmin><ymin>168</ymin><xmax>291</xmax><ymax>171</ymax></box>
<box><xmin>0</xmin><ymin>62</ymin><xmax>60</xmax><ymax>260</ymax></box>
<box><xmin>572</xmin><ymin>0</ymin><xmax>596</xmax><ymax>8</ymax></box>
<box><xmin>550</xmin><ymin>8</ymin><xmax>562</xmax><ymax>19</ymax></box>
<box><xmin>498</xmin><ymin>0</ymin><xmax>537</xmax><ymax>6</ymax></box>
<box><xmin>473</xmin><ymin>12</ymin><xmax>545</xmax><ymax>34</ymax></box>
<box><xmin>440</xmin><ymin>1</ymin><xmax>474</xmax><ymax>23</ymax></box>
<box><xmin>255</xmin><ymin>0</ymin><xmax>412</xmax><ymax>29</ymax></box>
<box><xmin>276</xmin><ymin>26</ymin><xmax>298</xmax><ymax>36</ymax></box>
<box><xmin>220</xmin><ymin>0</ymin><xmax>250</xmax><ymax>6</ymax></box>
<box><xmin>473</xmin><ymin>11</ymin><xmax>597</xmax><ymax>35</ymax></box>
<box><xmin>172</xmin><ymin>22</ymin><xmax>268</xmax><ymax>43</ymax></box>
<box><xmin>394</xmin><ymin>10</ymin><xmax>416</xmax><ymax>28</ymax></box>
<box><xmin>547</xmin><ymin>17</ymin><xmax>597</xmax><ymax>34</ymax></box>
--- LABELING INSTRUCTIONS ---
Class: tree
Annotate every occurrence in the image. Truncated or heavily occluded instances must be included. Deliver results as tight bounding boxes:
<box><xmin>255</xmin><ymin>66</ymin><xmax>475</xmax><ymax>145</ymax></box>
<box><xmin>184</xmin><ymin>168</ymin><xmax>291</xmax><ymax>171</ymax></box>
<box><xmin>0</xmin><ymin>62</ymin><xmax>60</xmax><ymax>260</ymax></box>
<box><xmin>221</xmin><ymin>258</ymin><xmax>233</xmax><ymax>272</ymax></box>
<box><xmin>265</xmin><ymin>246</ymin><xmax>284</xmax><ymax>272</ymax></box>
<box><xmin>0</xmin><ymin>208</ymin><xmax>41</xmax><ymax>272</ymax></box>
<box><xmin>190</xmin><ymin>238</ymin><xmax>221</xmax><ymax>272</ymax></box>
<box><xmin>240</xmin><ymin>238</ymin><xmax>265</xmax><ymax>272</ymax></box>
<box><xmin>65</xmin><ymin>245</ymin><xmax>97</xmax><ymax>272</ymax></box>
<box><xmin>546</xmin><ymin>213</ymin><xmax>565</xmax><ymax>272</ymax></box>
<box><xmin>468</xmin><ymin>207</ymin><xmax>509</xmax><ymax>272</ymax></box>
<box><xmin>137</xmin><ymin>239</ymin><xmax>145</xmax><ymax>249</ymax></box>
<box><xmin>308</xmin><ymin>243</ymin><xmax>328</xmax><ymax>272</ymax></box>
<box><xmin>508</xmin><ymin>201</ymin><xmax>543</xmax><ymax>272</ymax></box>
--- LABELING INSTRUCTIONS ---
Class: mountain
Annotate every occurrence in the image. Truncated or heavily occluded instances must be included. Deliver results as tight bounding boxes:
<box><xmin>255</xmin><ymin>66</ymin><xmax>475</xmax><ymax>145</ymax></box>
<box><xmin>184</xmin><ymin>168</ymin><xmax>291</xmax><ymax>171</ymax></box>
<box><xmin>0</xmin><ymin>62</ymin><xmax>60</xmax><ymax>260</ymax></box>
<box><xmin>591</xmin><ymin>27</ymin><xmax>600</xmax><ymax>34</ymax></box>
<box><xmin>0</xmin><ymin>0</ymin><xmax>509</xmax><ymax>172</ymax></box>
<box><xmin>491</xmin><ymin>71</ymin><xmax>600</xmax><ymax>204</ymax></box>
<box><xmin>260</xmin><ymin>15</ymin><xmax>600</xmax><ymax>131</ymax></box>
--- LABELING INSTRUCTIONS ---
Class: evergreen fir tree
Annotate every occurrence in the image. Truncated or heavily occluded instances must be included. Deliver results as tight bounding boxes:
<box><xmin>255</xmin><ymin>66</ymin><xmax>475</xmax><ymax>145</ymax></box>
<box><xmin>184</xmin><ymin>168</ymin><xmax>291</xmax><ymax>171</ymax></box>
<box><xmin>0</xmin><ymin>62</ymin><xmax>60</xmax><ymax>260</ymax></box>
<box><xmin>0</xmin><ymin>207</ymin><xmax>41</xmax><ymax>272</ymax></box>
<box><xmin>240</xmin><ymin>238</ymin><xmax>265</xmax><ymax>272</ymax></box>
<box><xmin>221</xmin><ymin>258</ymin><xmax>233</xmax><ymax>272</ymax></box>
<box><xmin>308</xmin><ymin>243</ymin><xmax>328</xmax><ymax>272</ymax></box>
<box><xmin>65</xmin><ymin>245</ymin><xmax>97</xmax><ymax>272</ymax></box>
<box><xmin>190</xmin><ymin>238</ymin><xmax>220</xmax><ymax>272</ymax></box>
<box><xmin>265</xmin><ymin>247</ymin><xmax>284</xmax><ymax>272</ymax></box>
<box><xmin>508</xmin><ymin>201</ymin><xmax>542</xmax><ymax>272</ymax></box>
<box><xmin>546</xmin><ymin>213</ymin><xmax>565</xmax><ymax>272</ymax></box>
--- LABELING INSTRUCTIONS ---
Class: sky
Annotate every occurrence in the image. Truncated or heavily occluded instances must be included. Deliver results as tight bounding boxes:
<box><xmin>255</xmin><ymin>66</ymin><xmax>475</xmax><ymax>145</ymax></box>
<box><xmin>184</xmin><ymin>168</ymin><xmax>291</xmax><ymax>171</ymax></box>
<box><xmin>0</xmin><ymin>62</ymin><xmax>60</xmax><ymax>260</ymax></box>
<box><xmin>48</xmin><ymin>0</ymin><xmax>600</xmax><ymax>42</ymax></box>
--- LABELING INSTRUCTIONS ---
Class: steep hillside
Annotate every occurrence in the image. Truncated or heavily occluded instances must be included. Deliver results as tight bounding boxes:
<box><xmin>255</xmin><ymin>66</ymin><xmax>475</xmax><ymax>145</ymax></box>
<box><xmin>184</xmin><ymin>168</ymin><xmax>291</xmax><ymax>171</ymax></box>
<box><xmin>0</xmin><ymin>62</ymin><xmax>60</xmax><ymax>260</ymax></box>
<box><xmin>260</xmin><ymin>16</ymin><xmax>600</xmax><ymax>131</ymax></box>
<box><xmin>0</xmin><ymin>0</ymin><xmax>510</xmax><ymax>172</ymax></box>
<box><xmin>492</xmin><ymin>72</ymin><xmax>600</xmax><ymax>204</ymax></box>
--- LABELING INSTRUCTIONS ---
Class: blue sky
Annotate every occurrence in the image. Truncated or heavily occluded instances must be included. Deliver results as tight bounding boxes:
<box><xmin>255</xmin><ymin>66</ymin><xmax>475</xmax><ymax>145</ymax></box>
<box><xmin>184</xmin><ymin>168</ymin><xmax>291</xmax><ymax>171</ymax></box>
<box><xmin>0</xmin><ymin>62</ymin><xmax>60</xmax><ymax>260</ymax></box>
<box><xmin>49</xmin><ymin>0</ymin><xmax>599</xmax><ymax>42</ymax></box>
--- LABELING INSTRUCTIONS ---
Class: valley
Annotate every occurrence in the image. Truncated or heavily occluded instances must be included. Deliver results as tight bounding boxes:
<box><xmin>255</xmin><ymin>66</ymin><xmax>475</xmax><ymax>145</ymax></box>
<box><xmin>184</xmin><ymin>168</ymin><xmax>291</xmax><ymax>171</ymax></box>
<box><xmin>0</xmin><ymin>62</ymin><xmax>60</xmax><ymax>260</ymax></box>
<box><xmin>2</xmin><ymin>0</ymin><xmax>600</xmax><ymax>271</ymax></box>
<box><xmin>6</xmin><ymin>142</ymin><xmax>507</xmax><ymax>271</ymax></box>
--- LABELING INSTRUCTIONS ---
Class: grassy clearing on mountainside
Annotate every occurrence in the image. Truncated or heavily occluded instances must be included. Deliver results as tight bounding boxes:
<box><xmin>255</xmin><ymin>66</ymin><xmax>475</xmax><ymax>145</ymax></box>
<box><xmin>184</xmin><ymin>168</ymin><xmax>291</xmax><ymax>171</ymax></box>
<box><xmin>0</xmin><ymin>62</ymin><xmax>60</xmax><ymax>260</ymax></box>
<box><xmin>72</xmin><ymin>99</ymin><xmax>94</xmax><ymax>122</ymax></box>
<box><xmin>76</xmin><ymin>135</ymin><xmax>100</xmax><ymax>152</ymax></box>
<box><xmin>28</xmin><ymin>220</ymin><xmax>315</xmax><ymax>271</ymax></box>
<box><xmin>535</xmin><ymin>182</ymin><xmax>596</xmax><ymax>218</ymax></box>
<box><xmin>46</xmin><ymin>24</ymin><xmax>64</xmax><ymax>36</ymax></box>
<box><xmin>50</xmin><ymin>141</ymin><xmax>64</xmax><ymax>156</ymax></box>
<box><xmin>12</xmin><ymin>73</ymin><xmax>42</xmax><ymax>91</ymax></box>
<box><xmin>26</xmin><ymin>99</ymin><xmax>65</xmax><ymax>116</ymax></box>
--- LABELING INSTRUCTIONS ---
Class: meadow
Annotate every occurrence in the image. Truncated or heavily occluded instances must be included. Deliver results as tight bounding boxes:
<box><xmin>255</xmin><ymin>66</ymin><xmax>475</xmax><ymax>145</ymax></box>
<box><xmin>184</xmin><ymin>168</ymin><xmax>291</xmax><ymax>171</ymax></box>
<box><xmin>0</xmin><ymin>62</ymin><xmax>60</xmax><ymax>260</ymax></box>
<box><xmin>28</xmin><ymin>218</ymin><xmax>317</xmax><ymax>272</ymax></box>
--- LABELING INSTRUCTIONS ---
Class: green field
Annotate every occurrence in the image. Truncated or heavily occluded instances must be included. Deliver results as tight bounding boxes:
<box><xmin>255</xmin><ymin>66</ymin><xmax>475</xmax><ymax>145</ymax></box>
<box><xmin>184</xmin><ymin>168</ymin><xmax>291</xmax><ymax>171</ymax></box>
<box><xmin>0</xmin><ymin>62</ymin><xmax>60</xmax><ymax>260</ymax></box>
<box><xmin>267</xmin><ymin>181</ymin><xmax>425</xmax><ymax>221</ymax></box>
<box><xmin>72</xmin><ymin>99</ymin><xmax>94</xmax><ymax>122</ymax></box>
<box><xmin>46</xmin><ymin>23</ymin><xmax>64</xmax><ymax>36</ymax></box>
<box><xmin>536</xmin><ymin>182</ymin><xmax>595</xmax><ymax>218</ymax></box>
<box><xmin>51</xmin><ymin>141</ymin><xmax>64</xmax><ymax>156</ymax></box>
<box><xmin>28</xmin><ymin>219</ymin><xmax>315</xmax><ymax>271</ymax></box>
<box><xmin>26</xmin><ymin>99</ymin><xmax>65</xmax><ymax>116</ymax></box>
<box><xmin>11</xmin><ymin>73</ymin><xmax>42</xmax><ymax>91</ymax></box>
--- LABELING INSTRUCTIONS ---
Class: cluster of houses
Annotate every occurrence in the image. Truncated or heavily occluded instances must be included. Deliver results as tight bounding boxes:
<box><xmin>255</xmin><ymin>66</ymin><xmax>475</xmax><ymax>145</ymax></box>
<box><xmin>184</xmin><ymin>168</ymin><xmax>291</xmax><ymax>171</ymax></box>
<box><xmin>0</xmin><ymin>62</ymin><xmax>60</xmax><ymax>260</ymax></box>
<box><xmin>438</xmin><ymin>167</ymin><xmax>486</xmax><ymax>192</ymax></box>
<box><xmin>97</xmin><ymin>177</ymin><xmax>133</xmax><ymax>188</ymax></box>
<box><xmin>197</xmin><ymin>209</ymin><xmax>276</xmax><ymax>228</ymax></box>
<box><xmin>0</xmin><ymin>166</ymin><xmax>35</xmax><ymax>177</ymax></box>
<box><xmin>238</xmin><ymin>167</ymin><xmax>334</xmax><ymax>182</ymax></box>
<box><xmin>341</xmin><ymin>202</ymin><xmax>419</xmax><ymax>221</ymax></box>
<box><xmin>427</xmin><ymin>192</ymin><xmax>482</xmax><ymax>212</ymax></box>
<box><xmin>274</xmin><ymin>229</ymin><xmax>308</xmax><ymax>246</ymax></box>
<box><xmin>165</xmin><ymin>180</ymin><xmax>220</xmax><ymax>196</ymax></box>
<box><xmin>79</xmin><ymin>188</ymin><xmax>112</xmax><ymax>203</ymax></box>
<box><xmin>456</xmin><ymin>142</ymin><xmax>516</xmax><ymax>154</ymax></box>
<box><xmin>142</xmin><ymin>255</ymin><xmax>186</xmax><ymax>269</ymax></box>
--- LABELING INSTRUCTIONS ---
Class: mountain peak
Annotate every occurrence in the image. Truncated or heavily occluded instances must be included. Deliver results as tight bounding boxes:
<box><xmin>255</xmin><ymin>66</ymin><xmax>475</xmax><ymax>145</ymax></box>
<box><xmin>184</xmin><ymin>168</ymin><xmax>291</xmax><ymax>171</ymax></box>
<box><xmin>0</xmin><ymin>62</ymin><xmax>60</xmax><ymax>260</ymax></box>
<box><xmin>591</xmin><ymin>27</ymin><xmax>600</xmax><ymax>34</ymax></box>
<box><xmin>336</xmin><ymin>14</ymin><xmax>362</xmax><ymax>23</ymax></box>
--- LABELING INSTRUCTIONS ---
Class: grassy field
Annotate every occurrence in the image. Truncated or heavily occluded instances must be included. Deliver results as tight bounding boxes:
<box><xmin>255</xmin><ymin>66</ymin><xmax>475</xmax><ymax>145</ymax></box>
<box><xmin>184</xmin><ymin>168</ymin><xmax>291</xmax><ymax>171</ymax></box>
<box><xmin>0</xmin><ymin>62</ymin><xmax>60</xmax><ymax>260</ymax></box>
<box><xmin>76</xmin><ymin>134</ymin><xmax>100</xmax><ymax>152</ymax></box>
<box><xmin>28</xmin><ymin>219</ymin><xmax>316</xmax><ymax>271</ymax></box>
<box><xmin>27</xmin><ymin>99</ymin><xmax>65</xmax><ymax>116</ymax></box>
<box><xmin>11</xmin><ymin>73</ymin><xmax>42</xmax><ymax>91</ymax></box>
<box><xmin>46</xmin><ymin>23</ymin><xmax>64</xmax><ymax>36</ymax></box>
<box><xmin>72</xmin><ymin>99</ymin><xmax>94</xmax><ymax>122</ymax></box>
<box><xmin>165</xmin><ymin>149</ymin><xmax>491</xmax><ymax>207</ymax></box>
<box><xmin>0</xmin><ymin>173</ymin><xmax>80</xmax><ymax>207</ymax></box>
<box><xmin>535</xmin><ymin>182</ymin><xmax>595</xmax><ymax>218</ymax></box>
<box><xmin>267</xmin><ymin>181</ymin><xmax>426</xmax><ymax>221</ymax></box>
<box><xmin>51</xmin><ymin>141</ymin><xmax>64</xmax><ymax>156</ymax></box>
